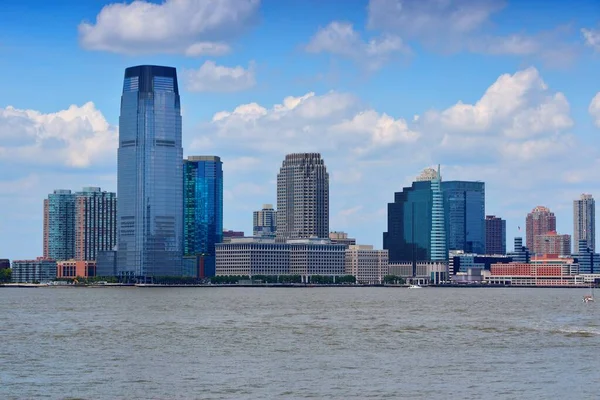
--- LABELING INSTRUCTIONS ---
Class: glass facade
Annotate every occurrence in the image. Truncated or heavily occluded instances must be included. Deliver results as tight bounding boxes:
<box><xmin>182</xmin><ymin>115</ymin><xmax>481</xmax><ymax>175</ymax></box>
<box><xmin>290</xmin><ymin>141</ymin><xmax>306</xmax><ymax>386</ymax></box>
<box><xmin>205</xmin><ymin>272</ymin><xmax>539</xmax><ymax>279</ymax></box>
<box><xmin>442</xmin><ymin>181</ymin><xmax>485</xmax><ymax>254</ymax></box>
<box><xmin>75</xmin><ymin>187</ymin><xmax>117</xmax><ymax>261</ymax></box>
<box><xmin>183</xmin><ymin>156</ymin><xmax>223</xmax><ymax>277</ymax></box>
<box><xmin>117</xmin><ymin>65</ymin><xmax>183</xmax><ymax>278</ymax></box>
<box><xmin>44</xmin><ymin>190</ymin><xmax>76</xmax><ymax>261</ymax></box>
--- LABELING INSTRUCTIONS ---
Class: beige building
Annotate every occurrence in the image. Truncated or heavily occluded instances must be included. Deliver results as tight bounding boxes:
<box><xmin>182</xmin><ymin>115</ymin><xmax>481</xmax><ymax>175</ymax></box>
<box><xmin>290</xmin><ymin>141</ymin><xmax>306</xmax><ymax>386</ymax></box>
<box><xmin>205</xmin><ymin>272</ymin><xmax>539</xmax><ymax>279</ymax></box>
<box><xmin>329</xmin><ymin>231</ymin><xmax>356</xmax><ymax>247</ymax></box>
<box><xmin>345</xmin><ymin>245</ymin><xmax>388</xmax><ymax>284</ymax></box>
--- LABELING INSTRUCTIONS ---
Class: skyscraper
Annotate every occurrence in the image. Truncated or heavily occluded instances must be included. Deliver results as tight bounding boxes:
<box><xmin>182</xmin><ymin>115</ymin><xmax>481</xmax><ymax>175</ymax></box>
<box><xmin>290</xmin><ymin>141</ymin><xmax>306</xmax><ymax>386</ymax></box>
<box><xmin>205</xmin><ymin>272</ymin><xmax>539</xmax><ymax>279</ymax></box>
<box><xmin>534</xmin><ymin>231</ymin><xmax>571</xmax><ymax>257</ymax></box>
<box><xmin>485</xmin><ymin>215</ymin><xmax>506</xmax><ymax>255</ymax></box>
<box><xmin>117</xmin><ymin>65</ymin><xmax>183</xmax><ymax>279</ymax></box>
<box><xmin>573</xmin><ymin>194</ymin><xmax>595</xmax><ymax>252</ymax></box>
<box><xmin>526</xmin><ymin>206</ymin><xmax>556</xmax><ymax>255</ymax></box>
<box><xmin>75</xmin><ymin>187</ymin><xmax>117</xmax><ymax>261</ymax></box>
<box><xmin>276</xmin><ymin>153</ymin><xmax>329</xmax><ymax>240</ymax></box>
<box><xmin>43</xmin><ymin>190</ymin><xmax>75</xmax><ymax>261</ymax></box>
<box><xmin>183</xmin><ymin>156</ymin><xmax>223</xmax><ymax>276</ymax></box>
<box><xmin>383</xmin><ymin>167</ymin><xmax>447</xmax><ymax>266</ymax></box>
<box><xmin>442</xmin><ymin>181</ymin><xmax>485</xmax><ymax>254</ymax></box>
<box><xmin>253</xmin><ymin>204</ymin><xmax>277</xmax><ymax>236</ymax></box>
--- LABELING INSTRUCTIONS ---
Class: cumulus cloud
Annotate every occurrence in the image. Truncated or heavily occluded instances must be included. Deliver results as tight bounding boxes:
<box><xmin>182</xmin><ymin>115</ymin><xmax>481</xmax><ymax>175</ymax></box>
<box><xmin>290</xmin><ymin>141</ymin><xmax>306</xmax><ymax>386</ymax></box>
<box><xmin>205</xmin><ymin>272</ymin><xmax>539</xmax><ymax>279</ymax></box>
<box><xmin>590</xmin><ymin>92</ymin><xmax>600</xmax><ymax>127</ymax></box>
<box><xmin>185</xmin><ymin>61</ymin><xmax>256</xmax><ymax>92</ymax></box>
<box><xmin>78</xmin><ymin>0</ymin><xmax>260</xmax><ymax>56</ymax></box>
<box><xmin>306</xmin><ymin>21</ymin><xmax>409</xmax><ymax>70</ymax></box>
<box><xmin>582</xmin><ymin>26</ymin><xmax>600</xmax><ymax>51</ymax></box>
<box><xmin>0</xmin><ymin>102</ymin><xmax>117</xmax><ymax>168</ymax></box>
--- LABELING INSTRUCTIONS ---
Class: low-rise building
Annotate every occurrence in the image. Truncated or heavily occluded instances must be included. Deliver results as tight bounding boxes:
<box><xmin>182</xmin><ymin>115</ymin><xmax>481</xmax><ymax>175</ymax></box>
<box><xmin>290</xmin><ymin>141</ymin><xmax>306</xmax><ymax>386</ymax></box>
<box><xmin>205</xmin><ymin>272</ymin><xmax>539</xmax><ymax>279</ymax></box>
<box><xmin>388</xmin><ymin>262</ymin><xmax>448</xmax><ymax>285</ymax></box>
<box><xmin>345</xmin><ymin>245</ymin><xmax>388</xmax><ymax>284</ymax></box>
<box><xmin>0</xmin><ymin>259</ymin><xmax>10</xmax><ymax>269</ymax></box>
<box><xmin>329</xmin><ymin>232</ymin><xmax>356</xmax><ymax>248</ymax></box>
<box><xmin>12</xmin><ymin>258</ymin><xmax>57</xmax><ymax>283</ymax></box>
<box><xmin>487</xmin><ymin>258</ymin><xmax>579</xmax><ymax>286</ymax></box>
<box><xmin>56</xmin><ymin>260</ymin><xmax>96</xmax><ymax>279</ymax></box>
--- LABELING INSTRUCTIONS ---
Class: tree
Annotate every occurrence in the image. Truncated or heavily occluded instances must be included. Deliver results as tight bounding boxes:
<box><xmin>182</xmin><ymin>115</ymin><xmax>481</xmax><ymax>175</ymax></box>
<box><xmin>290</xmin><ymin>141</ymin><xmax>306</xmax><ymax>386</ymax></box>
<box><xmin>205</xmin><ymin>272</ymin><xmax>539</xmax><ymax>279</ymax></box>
<box><xmin>0</xmin><ymin>268</ymin><xmax>11</xmax><ymax>283</ymax></box>
<box><xmin>383</xmin><ymin>275</ymin><xmax>405</xmax><ymax>285</ymax></box>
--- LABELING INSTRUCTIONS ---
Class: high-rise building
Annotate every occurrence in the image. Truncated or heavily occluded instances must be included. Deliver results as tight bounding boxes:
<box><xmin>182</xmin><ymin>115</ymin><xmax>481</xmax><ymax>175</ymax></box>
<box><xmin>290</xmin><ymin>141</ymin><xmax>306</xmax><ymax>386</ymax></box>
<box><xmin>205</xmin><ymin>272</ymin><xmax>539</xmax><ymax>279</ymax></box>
<box><xmin>43</xmin><ymin>190</ymin><xmax>76</xmax><ymax>261</ymax></box>
<box><xmin>526</xmin><ymin>206</ymin><xmax>556</xmax><ymax>255</ymax></box>
<box><xmin>117</xmin><ymin>65</ymin><xmax>183</xmax><ymax>279</ymax></box>
<box><xmin>485</xmin><ymin>215</ymin><xmax>506</xmax><ymax>255</ymax></box>
<box><xmin>253</xmin><ymin>204</ymin><xmax>277</xmax><ymax>236</ymax></box>
<box><xmin>533</xmin><ymin>231</ymin><xmax>571</xmax><ymax>257</ymax></box>
<box><xmin>383</xmin><ymin>167</ymin><xmax>447</xmax><ymax>269</ymax></box>
<box><xmin>276</xmin><ymin>153</ymin><xmax>329</xmax><ymax>240</ymax></box>
<box><xmin>183</xmin><ymin>156</ymin><xmax>223</xmax><ymax>277</ymax></box>
<box><xmin>75</xmin><ymin>187</ymin><xmax>117</xmax><ymax>261</ymax></box>
<box><xmin>442</xmin><ymin>181</ymin><xmax>485</xmax><ymax>254</ymax></box>
<box><xmin>573</xmin><ymin>194</ymin><xmax>595</xmax><ymax>252</ymax></box>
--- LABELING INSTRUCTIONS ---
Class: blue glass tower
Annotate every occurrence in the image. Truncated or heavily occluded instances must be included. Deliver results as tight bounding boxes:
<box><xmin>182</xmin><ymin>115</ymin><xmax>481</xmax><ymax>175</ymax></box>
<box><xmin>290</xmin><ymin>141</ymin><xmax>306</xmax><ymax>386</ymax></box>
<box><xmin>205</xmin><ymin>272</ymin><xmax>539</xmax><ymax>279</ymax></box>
<box><xmin>117</xmin><ymin>65</ymin><xmax>183</xmax><ymax>279</ymax></box>
<box><xmin>442</xmin><ymin>181</ymin><xmax>485</xmax><ymax>254</ymax></box>
<box><xmin>183</xmin><ymin>156</ymin><xmax>223</xmax><ymax>277</ymax></box>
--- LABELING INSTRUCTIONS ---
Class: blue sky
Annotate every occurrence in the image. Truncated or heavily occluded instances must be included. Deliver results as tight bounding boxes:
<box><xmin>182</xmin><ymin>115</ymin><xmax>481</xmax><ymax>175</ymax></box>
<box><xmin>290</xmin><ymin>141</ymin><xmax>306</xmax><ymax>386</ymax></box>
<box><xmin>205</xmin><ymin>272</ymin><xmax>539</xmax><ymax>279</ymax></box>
<box><xmin>1</xmin><ymin>0</ymin><xmax>600</xmax><ymax>260</ymax></box>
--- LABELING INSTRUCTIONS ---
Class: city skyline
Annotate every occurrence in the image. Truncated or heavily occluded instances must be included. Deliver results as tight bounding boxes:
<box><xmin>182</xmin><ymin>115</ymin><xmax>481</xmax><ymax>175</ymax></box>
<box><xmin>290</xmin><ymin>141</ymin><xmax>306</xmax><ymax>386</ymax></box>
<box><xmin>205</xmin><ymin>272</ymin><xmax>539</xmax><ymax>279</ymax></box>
<box><xmin>1</xmin><ymin>0</ymin><xmax>600</xmax><ymax>260</ymax></box>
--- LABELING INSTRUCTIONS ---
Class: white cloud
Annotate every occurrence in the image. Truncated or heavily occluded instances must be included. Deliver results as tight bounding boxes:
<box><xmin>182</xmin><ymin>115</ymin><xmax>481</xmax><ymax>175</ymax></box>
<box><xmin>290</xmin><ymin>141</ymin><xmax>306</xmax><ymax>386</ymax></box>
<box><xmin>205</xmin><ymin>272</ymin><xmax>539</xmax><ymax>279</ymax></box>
<box><xmin>185</xmin><ymin>61</ymin><xmax>256</xmax><ymax>92</ymax></box>
<box><xmin>590</xmin><ymin>92</ymin><xmax>600</xmax><ymax>127</ymax></box>
<box><xmin>582</xmin><ymin>26</ymin><xmax>600</xmax><ymax>51</ymax></box>
<box><xmin>78</xmin><ymin>0</ymin><xmax>260</xmax><ymax>56</ymax></box>
<box><xmin>306</xmin><ymin>21</ymin><xmax>409</xmax><ymax>70</ymax></box>
<box><xmin>0</xmin><ymin>102</ymin><xmax>117</xmax><ymax>168</ymax></box>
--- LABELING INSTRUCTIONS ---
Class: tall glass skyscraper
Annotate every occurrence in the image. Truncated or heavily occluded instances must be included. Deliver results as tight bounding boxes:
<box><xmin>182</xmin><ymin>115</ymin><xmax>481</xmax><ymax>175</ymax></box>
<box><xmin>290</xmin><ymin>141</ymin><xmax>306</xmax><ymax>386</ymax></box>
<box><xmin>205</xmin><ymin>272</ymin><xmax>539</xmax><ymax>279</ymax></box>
<box><xmin>183</xmin><ymin>156</ymin><xmax>223</xmax><ymax>276</ymax></box>
<box><xmin>573</xmin><ymin>194</ymin><xmax>595</xmax><ymax>252</ymax></box>
<box><xmin>384</xmin><ymin>167</ymin><xmax>447</xmax><ymax>267</ymax></box>
<box><xmin>43</xmin><ymin>190</ymin><xmax>76</xmax><ymax>261</ymax></box>
<box><xmin>442</xmin><ymin>181</ymin><xmax>485</xmax><ymax>254</ymax></box>
<box><xmin>117</xmin><ymin>65</ymin><xmax>183</xmax><ymax>279</ymax></box>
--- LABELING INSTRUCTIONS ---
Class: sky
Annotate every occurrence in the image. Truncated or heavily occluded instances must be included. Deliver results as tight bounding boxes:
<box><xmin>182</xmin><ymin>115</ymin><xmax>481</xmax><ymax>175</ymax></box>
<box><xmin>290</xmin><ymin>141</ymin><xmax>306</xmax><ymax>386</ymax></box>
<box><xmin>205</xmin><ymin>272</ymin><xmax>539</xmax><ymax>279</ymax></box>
<box><xmin>1</xmin><ymin>0</ymin><xmax>600</xmax><ymax>260</ymax></box>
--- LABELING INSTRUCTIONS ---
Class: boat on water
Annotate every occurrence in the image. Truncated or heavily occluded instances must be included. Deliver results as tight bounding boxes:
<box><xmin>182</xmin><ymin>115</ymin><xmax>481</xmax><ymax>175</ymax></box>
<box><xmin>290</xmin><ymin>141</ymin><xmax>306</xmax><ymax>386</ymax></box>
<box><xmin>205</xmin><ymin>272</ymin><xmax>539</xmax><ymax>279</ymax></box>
<box><xmin>408</xmin><ymin>284</ymin><xmax>423</xmax><ymax>289</ymax></box>
<box><xmin>583</xmin><ymin>283</ymin><xmax>595</xmax><ymax>303</ymax></box>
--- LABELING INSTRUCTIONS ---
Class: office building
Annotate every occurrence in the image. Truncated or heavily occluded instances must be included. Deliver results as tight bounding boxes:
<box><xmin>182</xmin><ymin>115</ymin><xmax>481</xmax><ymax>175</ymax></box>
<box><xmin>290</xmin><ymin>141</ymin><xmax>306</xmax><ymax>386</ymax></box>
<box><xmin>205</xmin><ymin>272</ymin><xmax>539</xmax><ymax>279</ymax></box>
<box><xmin>345</xmin><ymin>245</ymin><xmax>389</xmax><ymax>284</ymax></box>
<box><xmin>485</xmin><ymin>215</ymin><xmax>506</xmax><ymax>255</ymax></box>
<box><xmin>574</xmin><ymin>194</ymin><xmax>595</xmax><ymax>252</ymax></box>
<box><xmin>276</xmin><ymin>153</ymin><xmax>329</xmax><ymax>240</ymax></box>
<box><xmin>442</xmin><ymin>181</ymin><xmax>485</xmax><ymax>254</ymax></box>
<box><xmin>383</xmin><ymin>167</ymin><xmax>447</xmax><ymax>270</ymax></box>
<box><xmin>508</xmin><ymin>237</ymin><xmax>530</xmax><ymax>263</ymax></box>
<box><xmin>56</xmin><ymin>260</ymin><xmax>96</xmax><ymax>279</ymax></box>
<box><xmin>117</xmin><ymin>65</ymin><xmax>183</xmax><ymax>279</ymax></box>
<box><xmin>223</xmin><ymin>230</ymin><xmax>244</xmax><ymax>243</ymax></box>
<box><xmin>75</xmin><ymin>187</ymin><xmax>117</xmax><ymax>261</ymax></box>
<box><xmin>329</xmin><ymin>231</ymin><xmax>357</xmax><ymax>248</ymax></box>
<box><xmin>576</xmin><ymin>240</ymin><xmax>600</xmax><ymax>274</ymax></box>
<box><xmin>534</xmin><ymin>231</ymin><xmax>571</xmax><ymax>257</ymax></box>
<box><xmin>183</xmin><ymin>156</ymin><xmax>223</xmax><ymax>277</ymax></box>
<box><xmin>0</xmin><ymin>259</ymin><xmax>10</xmax><ymax>269</ymax></box>
<box><xmin>253</xmin><ymin>204</ymin><xmax>277</xmax><ymax>237</ymax></box>
<box><xmin>96</xmin><ymin>251</ymin><xmax>117</xmax><ymax>277</ymax></box>
<box><xmin>526</xmin><ymin>206</ymin><xmax>556</xmax><ymax>255</ymax></box>
<box><xmin>43</xmin><ymin>190</ymin><xmax>76</xmax><ymax>261</ymax></box>
<box><xmin>12</xmin><ymin>258</ymin><xmax>57</xmax><ymax>283</ymax></box>
<box><xmin>449</xmin><ymin>250</ymin><xmax>512</xmax><ymax>274</ymax></box>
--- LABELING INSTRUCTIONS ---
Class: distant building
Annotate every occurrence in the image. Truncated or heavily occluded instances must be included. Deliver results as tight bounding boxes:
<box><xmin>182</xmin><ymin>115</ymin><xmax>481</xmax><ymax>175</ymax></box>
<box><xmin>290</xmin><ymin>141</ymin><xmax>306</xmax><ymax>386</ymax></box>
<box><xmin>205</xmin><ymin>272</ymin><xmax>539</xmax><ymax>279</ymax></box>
<box><xmin>575</xmin><ymin>239</ymin><xmax>600</xmax><ymax>274</ymax></box>
<box><xmin>533</xmin><ymin>231</ymin><xmax>571</xmax><ymax>257</ymax></box>
<box><xmin>345</xmin><ymin>245</ymin><xmax>388</xmax><ymax>284</ymax></box>
<box><xmin>253</xmin><ymin>204</ymin><xmax>277</xmax><ymax>237</ymax></box>
<box><xmin>0</xmin><ymin>259</ymin><xmax>9</xmax><ymax>269</ymax></box>
<box><xmin>96</xmin><ymin>251</ymin><xmax>117</xmax><ymax>277</ymax></box>
<box><xmin>449</xmin><ymin>251</ymin><xmax>512</xmax><ymax>275</ymax></box>
<box><xmin>329</xmin><ymin>232</ymin><xmax>356</xmax><ymax>248</ymax></box>
<box><xmin>487</xmin><ymin>258</ymin><xmax>578</xmax><ymax>286</ymax></box>
<box><xmin>56</xmin><ymin>260</ymin><xmax>96</xmax><ymax>279</ymax></box>
<box><xmin>485</xmin><ymin>215</ymin><xmax>506</xmax><ymax>255</ymax></box>
<box><xmin>222</xmin><ymin>230</ymin><xmax>245</xmax><ymax>243</ymax></box>
<box><xmin>573</xmin><ymin>194</ymin><xmax>595</xmax><ymax>252</ymax></box>
<box><xmin>383</xmin><ymin>167</ymin><xmax>447</xmax><ymax>270</ymax></box>
<box><xmin>526</xmin><ymin>206</ymin><xmax>556</xmax><ymax>255</ymax></box>
<box><xmin>388</xmin><ymin>262</ymin><xmax>447</xmax><ymax>285</ymax></box>
<box><xmin>43</xmin><ymin>190</ymin><xmax>76</xmax><ymax>261</ymax></box>
<box><xmin>442</xmin><ymin>181</ymin><xmax>485</xmax><ymax>254</ymax></box>
<box><xmin>12</xmin><ymin>258</ymin><xmax>57</xmax><ymax>283</ymax></box>
<box><xmin>276</xmin><ymin>153</ymin><xmax>329</xmax><ymax>240</ymax></box>
<box><xmin>508</xmin><ymin>237</ymin><xmax>530</xmax><ymax>263</ymax></box>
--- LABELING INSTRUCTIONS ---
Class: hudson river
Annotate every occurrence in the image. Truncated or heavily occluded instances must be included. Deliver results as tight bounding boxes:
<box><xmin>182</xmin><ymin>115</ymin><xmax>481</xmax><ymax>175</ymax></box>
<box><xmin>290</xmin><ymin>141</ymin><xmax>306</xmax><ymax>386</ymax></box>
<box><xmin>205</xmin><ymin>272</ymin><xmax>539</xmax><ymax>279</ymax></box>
<box><xmin>1</xmin><ymin>287</ymin><xmax>599</xmax><ymax>399</ymax></box>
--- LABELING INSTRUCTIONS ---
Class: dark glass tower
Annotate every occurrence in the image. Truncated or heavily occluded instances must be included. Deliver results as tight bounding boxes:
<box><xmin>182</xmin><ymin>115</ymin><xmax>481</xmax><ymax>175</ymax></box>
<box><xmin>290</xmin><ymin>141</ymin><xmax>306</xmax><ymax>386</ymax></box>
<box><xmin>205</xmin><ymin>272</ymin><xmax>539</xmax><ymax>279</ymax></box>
<box><xmin>117</xmin><ymin>65</ymin><xmax>183</xmax><ymax>279</ymax></box>
<box><xmin>442</xmin><ymin>181</ymin><xmax>485</xmax><ymax>254</ymax></box>
<box><xmin>183</xmin><ymin>156</ymin><xmax>223</xmax><ymax>277</ymax></box>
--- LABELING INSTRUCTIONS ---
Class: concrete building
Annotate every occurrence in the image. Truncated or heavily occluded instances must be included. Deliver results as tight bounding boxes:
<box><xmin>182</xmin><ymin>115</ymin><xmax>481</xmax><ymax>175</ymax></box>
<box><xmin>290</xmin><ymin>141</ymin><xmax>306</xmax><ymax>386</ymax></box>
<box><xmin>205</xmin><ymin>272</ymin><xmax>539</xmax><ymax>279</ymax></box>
<box><xmin>574</xmin><ymin>194</ymin><xmax>595</xmax><ymax>252</ymax></box>
<box><xmin>12</xmin><ymin>258</ymin><xmax>57</xmax><ymax>283</ymax></box>
<box><xmin>533</xmin><ymin>231</ymin><xmax>571</xmax><ymax>257</ymax></box>
<box><xmin>526</xmin><ymin>206</ymin><xmax>556</xmax><ymax>255</ymax></box>
<box><xmin>345</xmin><ymin>245</ymin><xmax>388</xmax><ymax>284</ymax></box>
<box><xmin>56</xmin><ymin>260</ymin><xmax>96</xmax><ymax>279</ymax></box>
<box><xmin>253</xmin><ymin>204</ymin><xmax>277</xmax><ymax>237</ymax></box>
<box><xmin>75</xmin><ymin>187</ymin><xmax>117</xmax><ymax>261</ymax></box>
<box><xmin>388</xmin><ymin>262</ymin><xmax>448</xmax><ymax>285</ymax></box>
<box><xmin>276</xmin><ymin>153</ymin><xmax>329</xmax><ymax>240</ymax></box>
<box><xmin>329</xmin><ymin>232</ymin><xmax>356</xmax><ymax>247</ymax></box>
<box><xmin>487</xmin><ymin>258</ymin><xmax>579</xmax><ymax>286</ymax></box>
<box><xmin>485</xmin><ymin>215</ymin><xmax>506</xmax><ymax>255</ymax></box>
<box><xmin>448</xmin><ymin>250</ymin><xmax>512</xmax><ymax>275</ymax></box>
<box><xmin>222</xmin><ymin>230</ymin><xmax>245</xmax><ymax>243</ymax></box>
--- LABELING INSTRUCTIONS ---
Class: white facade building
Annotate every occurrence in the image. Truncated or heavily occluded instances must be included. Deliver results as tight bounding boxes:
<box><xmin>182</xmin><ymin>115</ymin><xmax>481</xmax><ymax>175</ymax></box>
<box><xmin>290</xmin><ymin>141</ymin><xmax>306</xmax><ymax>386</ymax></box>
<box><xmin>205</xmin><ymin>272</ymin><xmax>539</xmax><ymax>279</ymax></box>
<box><xmin>345</xmin><ymin>245</ymin><xmax>388</xmax><ymax>284</ymax></box>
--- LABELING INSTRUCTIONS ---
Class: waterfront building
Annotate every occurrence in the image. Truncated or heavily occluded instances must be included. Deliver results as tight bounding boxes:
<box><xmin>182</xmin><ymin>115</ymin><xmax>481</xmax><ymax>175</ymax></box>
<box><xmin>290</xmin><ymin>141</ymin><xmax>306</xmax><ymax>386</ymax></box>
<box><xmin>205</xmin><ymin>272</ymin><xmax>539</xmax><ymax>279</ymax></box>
<box><xmin>526</xmin><ymin>206</ymin><xmax>556</xmax><ymax>255</ymax></box>
<box><xmin>75</xmin><ymin>187</ymin><xmax>117</xmax><ymax>261</ymax></box>
<box><xmin>383</xmin><ymin>166</ymin><xmax>447</xmax><ymax>271</ymax></box>
<box><xmin>222</xmin><ymin>230</ymin><xmax>245</xmax><ymax>243</ymax></box>
<box><xmin>96</xmin><ymin>250</ymin><xmax>117</xmax><ymax>277</ymax></box>
<box><xmin>508</xmin><ymin>237</ymin><xmax>530</xmax><ymax>263</ymax></box>
<box><xmin>56</xmin><ymin>260</ymin><xmax>96</xmax><ymax>279</ymax></box>
<box><xmin>43</xmin><ymin>189</ymin><xmax>76</xmax><ymax>261</ymax></box>
<box><xmin>575</xmin><ymin>239</ymin><xmax>600</xmax><ymax>274</ymax></box>
<box><xmin>345</xmin><ymin>245</ymin><xmax>388</xmax><ymax>284</ymax></box>
<box><xmin>448</xmin><ymin>250</ymin><xmax>512</xmax><ymax>274</ymax></box>
<box><xmin>533</xmin><ymin>231</ymin><xmax>571</xmax><ymax>257</ymax></box>
<box><xmin>573</xmin><ymin>194</ymin><xmax>595</xmax><ymax>252</ymax></box>
<box><xmin>388</xmin><ymin>262</ymin><xmax>447</xmax><ymax>285</ymax></box>
<box><xmin>116</xmin><ymin>65</ymin><xmax>184</xmax><ymax>279</ymax></box>
<box><xmin>487</xmin><ymin>258</ymin><xmax>578</xmax><ymax>286</ymax></box>
<box><xmin>253</xmin><ymin>204</ymin><xmax>277</xmax><ymax>237</ymax></box>
<box><xmin>183</xmin><ymin>156</ymin><xmax>223</xmax><ymax>277</ymax></box>
<box><xmin>485</xmin><ymin>215</ymin><xmax>506</xmax><ymax>255</ymax></box>
<box><xmin>276</xmin><ymin>153</ymin><xmax>329</xmax><ymax>240</ymax></box>
<box><xmin>12</xmin><ymin>258</ymin><xmax>57</xmax><ymax>283</ymax></box>
<box><xmin>329</xmin><ymin>231</ymin><xmax>357</xmax><ymax>248</ymax></box>
<box><xmin>442</xmin><ymin>181</ymin><xmax>485</xmax><ymax>254</ymax></box>
<box><xmin>0</xmin><ymin>259</ymin><xmax>9</xmax><ymax>269</ymax></box>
